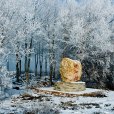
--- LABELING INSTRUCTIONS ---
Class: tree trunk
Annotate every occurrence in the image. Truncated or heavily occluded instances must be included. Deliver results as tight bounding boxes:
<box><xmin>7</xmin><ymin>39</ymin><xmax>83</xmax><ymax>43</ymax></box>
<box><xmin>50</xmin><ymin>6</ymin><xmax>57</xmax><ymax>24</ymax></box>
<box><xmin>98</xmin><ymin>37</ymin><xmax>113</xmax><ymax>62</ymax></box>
<box><xmin>49</xmin><ymin>64</ymin><xmax>53</xmax><ymax>85</ymax></box>
<box><xmin>16</xmin><ymin>63</ymin><xmax>19</xmax><ymax>82</ymax></box>
<box><xmin>7</xmin><ymin>56</ymin><xmax>9</xmax><ymax>71</ymax></box>
<box><xmin>16</xmin><ymin>53</ymin><xmax>20</xmax><ymax>82</ymax></box>
<box><xmin>52</xmin><ymin>39</ymin><xmax>56</xmax><ymax>79</ymax></box>
<box><xmin>25</xmin><ymin>41</ymin><xmax>28</xmax><ymax>82</ymax></box>
<box><xmin>26</xmin><ymin>38</ymin><xmax>33</xmax><ymax>83</ymax></box>
<box><xmin>35</xmin><ymin>43</ymin><xmax>39</xmax><ymax>78</ymax></box>
<box><xmin>35</xmin><ymin>54</ymin><xmax>37</xmax><ymax>77</ymax></box>
<box><xmin>53</xmin><ymin>61</ymin><xmax>56</xmax><ymax>79</ymax></box>
<box><xmin>19</xmin><ymin>59</ymin><xmax>21</xmax><ymax>77</ymax></box>
<box><xmin>39</xmin><ymin>42</ymin><xmax>43</xmax><ymax>78</ymax></box>
<box><xmin>45</xmin><ymin>55</ymin><xmax>48</xmax><ymax>76</ymax></box>
<box><xmin>40</xmin><ymin>60</ymin><xmax>42</xmax><ymax>78</ymax></box>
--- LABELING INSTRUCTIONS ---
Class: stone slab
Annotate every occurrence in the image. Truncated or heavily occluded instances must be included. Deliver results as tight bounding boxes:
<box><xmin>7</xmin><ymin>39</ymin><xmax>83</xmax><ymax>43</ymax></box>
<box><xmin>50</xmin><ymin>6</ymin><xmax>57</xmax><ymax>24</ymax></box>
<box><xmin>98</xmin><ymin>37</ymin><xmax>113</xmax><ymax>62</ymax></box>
<box><xmin>54</xmin><ymin>81</ymin><xmax>86</xmax><ymax>92</ymax></box>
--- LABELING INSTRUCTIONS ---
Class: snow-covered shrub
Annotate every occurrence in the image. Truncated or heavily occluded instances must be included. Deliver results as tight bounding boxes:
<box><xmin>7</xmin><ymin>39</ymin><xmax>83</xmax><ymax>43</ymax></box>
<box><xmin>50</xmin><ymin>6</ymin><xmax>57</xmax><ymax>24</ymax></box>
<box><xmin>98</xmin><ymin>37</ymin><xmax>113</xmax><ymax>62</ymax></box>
<box><xmin>81</xmin><ymin>51</ymin><xmax>114</xmax><ymax>89</ymax></box>
<box><xmin>23</xmin><ymin>102</ymin><xmax>59</xmax><ymax>114</ymax></box>
<box><xmin>0</xmin><ymin>66</ymin><xmax>12</xmax><ymax>90</ymax></box>
<box><xmin>0</xmin><ymin>35</ymin><xmax>12</xmax><ymax>92</ymax></box>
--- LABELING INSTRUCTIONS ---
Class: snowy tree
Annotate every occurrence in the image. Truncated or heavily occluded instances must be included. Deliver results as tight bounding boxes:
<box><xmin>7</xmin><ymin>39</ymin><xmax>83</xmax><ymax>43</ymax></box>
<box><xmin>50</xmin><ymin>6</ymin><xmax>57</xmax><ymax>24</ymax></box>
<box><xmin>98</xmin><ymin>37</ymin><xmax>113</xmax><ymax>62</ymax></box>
<box><xmin>68</xmin><ymin>0</ymin><xmax>114</xmax><ymax>60</ymax></box>
<box><xmin>0</xmin><ymin>34</ymin><xmax>12</xmax><ymax>94</ymax></box>
<box><xmin>36</xmin><ymin>0</ymin><xmax>60</xmax><ymax>85</ymax></box>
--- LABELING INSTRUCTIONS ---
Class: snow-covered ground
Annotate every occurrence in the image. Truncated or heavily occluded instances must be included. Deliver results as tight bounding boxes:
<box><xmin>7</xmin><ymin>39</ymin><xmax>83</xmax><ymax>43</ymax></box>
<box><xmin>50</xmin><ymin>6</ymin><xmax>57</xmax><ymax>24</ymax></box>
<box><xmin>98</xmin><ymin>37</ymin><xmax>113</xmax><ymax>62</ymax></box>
<box><xmin>52</xmin><ymin>90</ymin><xmax>114</xmax><ymax>114</ymax></box>
<box><xmin>0</xmin><ymin>87</ymin><xmax>114</xmax><ymax>114</ymax></box>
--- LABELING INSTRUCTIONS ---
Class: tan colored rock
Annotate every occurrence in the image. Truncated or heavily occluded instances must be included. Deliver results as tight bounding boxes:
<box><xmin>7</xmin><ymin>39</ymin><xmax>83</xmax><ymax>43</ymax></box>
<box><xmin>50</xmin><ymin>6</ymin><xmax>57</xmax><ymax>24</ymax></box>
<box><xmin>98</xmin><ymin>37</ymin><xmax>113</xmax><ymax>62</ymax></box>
<box><xmin>60</xmin><ymin>58</ymin><xmax>82</xmax><ymax>82</ymax></box>
<box><xmin>54</xmin><ymin>81</ymin><xmax>86</xmax><ymax>92</ymax></box>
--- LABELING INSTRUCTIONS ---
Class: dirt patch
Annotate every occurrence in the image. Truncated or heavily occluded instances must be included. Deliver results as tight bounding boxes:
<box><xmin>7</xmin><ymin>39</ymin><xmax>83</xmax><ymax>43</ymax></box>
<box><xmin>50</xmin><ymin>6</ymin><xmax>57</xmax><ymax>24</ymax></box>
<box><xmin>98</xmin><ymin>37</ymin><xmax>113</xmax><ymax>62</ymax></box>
<box><xmin>20</xmin><ymin>93</ymin><xmax>51</xmax><ymax>101</ymax></box>
<box><xmin>59</xmin><ymin>101</ymin><xmax>101</xmax><ymax>110</ymax></box>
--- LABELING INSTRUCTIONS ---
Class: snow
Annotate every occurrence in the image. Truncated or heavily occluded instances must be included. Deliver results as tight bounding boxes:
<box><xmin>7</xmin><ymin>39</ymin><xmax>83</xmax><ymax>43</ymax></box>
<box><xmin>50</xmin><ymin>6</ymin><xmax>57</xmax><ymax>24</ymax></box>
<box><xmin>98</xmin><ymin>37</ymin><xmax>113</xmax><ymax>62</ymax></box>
<box><xmin>51</xmin><ymin>90</ymin><xmax>114</xmax><ymax>114</ymax></box>
<box><xmin>61</xmin><ymin>110</ymin><xmax>82</xmax><ymax>114</ymax></box>
<box><xmin>0</xmin><ymin>87</ymin><xmax>114</xmax><ymax>114</ymax></box>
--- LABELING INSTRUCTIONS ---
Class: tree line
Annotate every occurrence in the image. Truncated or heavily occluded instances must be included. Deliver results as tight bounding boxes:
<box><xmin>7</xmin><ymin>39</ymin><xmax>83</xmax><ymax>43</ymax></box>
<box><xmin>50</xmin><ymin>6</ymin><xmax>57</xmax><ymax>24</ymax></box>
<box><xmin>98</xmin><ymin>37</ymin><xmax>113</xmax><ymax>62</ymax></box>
<box><xmin>0</xmin><ymin>0</ymin><xmax>114</xmax><ymax>88</ymax></box>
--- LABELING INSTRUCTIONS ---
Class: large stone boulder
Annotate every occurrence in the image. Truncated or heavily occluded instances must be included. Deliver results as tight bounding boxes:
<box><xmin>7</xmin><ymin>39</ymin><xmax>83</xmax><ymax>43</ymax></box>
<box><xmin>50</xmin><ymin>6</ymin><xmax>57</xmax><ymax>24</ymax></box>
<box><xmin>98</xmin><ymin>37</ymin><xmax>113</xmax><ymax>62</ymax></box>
<box><xmin>60</xmin><ymin>58</ymin><xmax>82</xmax><ymax>82</ymax></box>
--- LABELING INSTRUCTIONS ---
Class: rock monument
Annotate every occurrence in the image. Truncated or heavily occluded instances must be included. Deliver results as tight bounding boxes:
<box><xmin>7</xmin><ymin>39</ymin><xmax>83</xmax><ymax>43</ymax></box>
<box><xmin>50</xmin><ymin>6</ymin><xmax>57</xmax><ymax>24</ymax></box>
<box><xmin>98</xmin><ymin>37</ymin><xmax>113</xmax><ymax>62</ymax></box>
<box><xmin>54</xmin><ymin>58</ymin><xmax>86</xmax><ymax>92</ymax></box>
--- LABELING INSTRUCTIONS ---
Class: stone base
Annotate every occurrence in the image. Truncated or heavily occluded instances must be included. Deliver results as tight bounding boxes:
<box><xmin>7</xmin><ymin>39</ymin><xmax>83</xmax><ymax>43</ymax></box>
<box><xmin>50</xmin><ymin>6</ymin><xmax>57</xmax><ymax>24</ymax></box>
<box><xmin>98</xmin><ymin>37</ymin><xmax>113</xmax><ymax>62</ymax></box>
<box><xmin>54</xmin><ymin>81</ymin><xmax>86</xmax><ymax>92</ymax></box>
